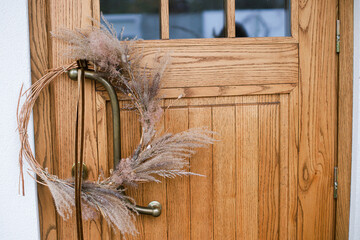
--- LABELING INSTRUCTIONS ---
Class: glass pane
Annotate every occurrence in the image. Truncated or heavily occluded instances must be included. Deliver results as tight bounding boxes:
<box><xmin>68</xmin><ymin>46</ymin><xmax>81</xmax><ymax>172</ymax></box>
<box><xmin>169</xmin><ymin>0</ymin><xmax>225</xmax><ymax>39</ymax></box>
<box><xmin>100</xmin><ymin>0</ymin><xmax>160</xmax><ymax>40</ymax></box>
<box><xmin>235</xmin><ymin>0</ymin><xmax>291</xmax><ymax>37</ymax></box>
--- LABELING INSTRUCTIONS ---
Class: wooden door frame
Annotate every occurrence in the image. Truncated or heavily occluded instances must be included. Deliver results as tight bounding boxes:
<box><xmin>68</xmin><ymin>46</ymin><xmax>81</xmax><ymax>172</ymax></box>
<box><xmin>28</xmin><ymin>0</ymin><xmax>57</xmax><ymax>239</ymax></box>
<box><xmin>28</xmin><ymin>0</ymin><xmax>354</xmax><ymax>239</ymax></box>
<box><xmin>336</xmin><ymin>0</ymin><xmax>354</xmax><ymax>239</ymax></box>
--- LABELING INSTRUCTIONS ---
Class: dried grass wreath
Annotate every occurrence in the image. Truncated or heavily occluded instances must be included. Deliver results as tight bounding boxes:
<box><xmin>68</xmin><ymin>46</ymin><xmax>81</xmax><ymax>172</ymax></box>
<box><xmin>17</xmin><ymin>17</ymin><xmax>216</xmax><ymax>236</ymax></box>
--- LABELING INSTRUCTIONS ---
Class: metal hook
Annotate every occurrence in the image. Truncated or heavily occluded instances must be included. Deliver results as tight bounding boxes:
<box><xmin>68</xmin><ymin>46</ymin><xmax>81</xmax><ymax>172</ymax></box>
<box><xmin>68</xmin><ymin>69</ymin><xmax>161</xmax><ymax>217</ymax></box>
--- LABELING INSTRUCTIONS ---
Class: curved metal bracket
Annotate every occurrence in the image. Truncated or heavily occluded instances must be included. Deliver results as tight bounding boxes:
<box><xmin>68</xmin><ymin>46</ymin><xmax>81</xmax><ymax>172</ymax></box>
<box><xmin>68</xmin><ymin>69</ymin><xmax>121</xmax><ymax>166</ymax></box>
<box><xmin>68</xmin><ymin>69</ymin><xmax>162</xmax><ymax>217</ymax></box>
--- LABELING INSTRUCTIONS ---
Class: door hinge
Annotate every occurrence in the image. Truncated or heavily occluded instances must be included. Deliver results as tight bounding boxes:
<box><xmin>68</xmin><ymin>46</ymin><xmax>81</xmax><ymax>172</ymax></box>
<box><xmin>334</xmin><ymin>166</ymin><xmax>338</xmax><ymax>199</ymax></box>
<box><xmin>336</xmin><ymin>19</ymin><xmax>340</xmax><ymax>53</ymax></box>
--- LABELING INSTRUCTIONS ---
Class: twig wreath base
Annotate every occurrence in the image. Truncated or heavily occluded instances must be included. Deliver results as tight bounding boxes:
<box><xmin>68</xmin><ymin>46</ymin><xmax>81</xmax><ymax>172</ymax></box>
<box><xmin>18</xmin><ymin>17</ymin><xmax>216</xmax><ymax>236</ymax></box>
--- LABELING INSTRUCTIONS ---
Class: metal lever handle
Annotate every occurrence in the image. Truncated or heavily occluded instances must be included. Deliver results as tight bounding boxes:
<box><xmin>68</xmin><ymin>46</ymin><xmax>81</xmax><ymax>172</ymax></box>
<box><xmin>68</xmin><ymin>69</ymin><xmax>121</xmax><ymax>166</ymax></box>
<box><xmin>130</xmin><ymin>200</ymin><xmax>162</xmax><ymax>217</ymax></box>
<box><xmin>68</xmin><ymin>69</ymin><xmax>162</xmax><ymax>217</ymax></box>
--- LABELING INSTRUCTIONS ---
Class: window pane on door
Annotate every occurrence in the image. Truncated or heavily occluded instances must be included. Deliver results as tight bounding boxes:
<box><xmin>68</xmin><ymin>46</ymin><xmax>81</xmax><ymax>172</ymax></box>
<box><xmin>100</xmin><ymin>0</ymin><xmax>160</xmax><ymax>40</ymax></box>
<box><xmin>169</xmin><ymin>0</ymin><xmax>225</xmax><ymax>39</ymax></box>
<box><xmin>235</xmin><ymin>0</ymin><xmax>291</xmax><ymax>37</ymax></box>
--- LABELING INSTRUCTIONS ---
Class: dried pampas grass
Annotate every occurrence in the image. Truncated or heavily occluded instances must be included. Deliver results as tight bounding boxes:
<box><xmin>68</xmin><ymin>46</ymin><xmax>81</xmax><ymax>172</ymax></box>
<box><xmin>18</xmin><ymin>15</ymin><xmax>216</xmax><ymax>237</ymax></box>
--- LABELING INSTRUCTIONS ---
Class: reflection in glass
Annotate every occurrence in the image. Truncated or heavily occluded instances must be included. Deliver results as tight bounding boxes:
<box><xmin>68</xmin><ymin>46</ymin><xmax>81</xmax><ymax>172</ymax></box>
<box><xmin>100</xmin><ymin>0</ymin><xmax>290</xmax><ymax>40</ymax></box>
<box><xmin>235</xmin><ymin>0</ymin><xmax>291</xmax><ymax>37</ymax></box>
<box><xmin>169</xmin><ymin>0</ymin><xmax>224</xmax><ymax>39</ymax></box>
<box><xmin>100</xmin><ymin>0</ymin><xmax>160</xmax><ymax>40</ymax></box>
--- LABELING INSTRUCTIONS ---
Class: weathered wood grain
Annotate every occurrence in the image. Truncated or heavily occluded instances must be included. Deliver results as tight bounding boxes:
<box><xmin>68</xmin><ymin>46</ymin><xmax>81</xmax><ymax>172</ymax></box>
<box><xmin>189</xmin><ymin>98</ymin><xmax>214</xmax><ymax>240</ymax></box>
<box><xmin>82</xmin><ymin>74</ymin><xmax>102</xmax><ymax>240</ymax></box>
<box><xmin>291</xmin><ymin>0</ymin><xmax>299</xmax><ymax>41</ymax></box>
<box><xmin>141</xmin><ymin>100</ymin><xmax>168</xmax><ymax>240</ymax></box>
<box><xmin>106</xmin><ymin>102</ymin><xmax>117</xmax><ymax>240</ymax></box>
<box><xmin>289</xmin><ymin>87</ymin><xmax>299</xmax><ymax>238</ymax></box>
<box><xmin>95</xmin><ymin>93</ymin><xmax>111</xmax><ymax>240</ymax></box>
<box><xmin>160</xmin><ymin>0</ymin><xmax>169</xmax><ymax>39</ymax></box>
<box><xmin>212</xmin><ymin>97</ymin><xmax>236</xmax><ymax>240</ymax></box>
<box><xmin>97</xmin><ymin>95</ymin><xmax>299</xmax><ymax>240</ymax></box>
<box><xmin>225</xmin><ymin>0</ymin><xmax>235</xmax><ymax>38</ymax></box>
<box><xmin>336</xmin><ymin>0</ymin><xmax>354</xmax><ymax>239</ymax></box>
<box><xmin>235</xmin><ymin>96</ymin><xmax>259</xmax><ymax>240</ymax></box>
<box><xmin>139</xmin><ymin>43</ymin><xmax>298</xmax><ymax>88</ymax></box>
<box><xmin>279</xmin><ymin>94</ymin><xmax>290</xmax><ymax>240</ymax></box>
<box><xmin>49</xmin><ymin>2</ymin><xmax>77</xmax><ymax>239</ymax></box>
<box><xmin>165</xmin><ymin>100</ymin><xmax>191</xmax><ymax>240</ymax></box>
<box><xmin>97</xmin><ymin>83</ymin><xmax>297</xmax><ymax>99</ymax></box>
<box><xmin>28</xmin><ymin>0</ymin><xmax>58</xmax><ymax>239</ymax></box>
<box><xmin>298</xmin><ymin>0</ymin><xmax>338</xmax><ymax>239</ymax></box>
<box><xmin>48</xmin><ymin>0</ymin><xmax>99</xmax><ymax>238</ymax></box>
<box><xmin>118</xmin><ymin>100</ymin><xmax>145</xmax><ymax>240</ymax></box>
<box><xmin>258</xmin><ymin>95</ymin><xmax>280</xmax><ymax>240</ymax></box>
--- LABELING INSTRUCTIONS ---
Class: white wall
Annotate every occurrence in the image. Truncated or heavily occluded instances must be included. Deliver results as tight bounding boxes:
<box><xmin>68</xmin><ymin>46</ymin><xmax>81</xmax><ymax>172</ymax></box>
<box><xmin>349</xmin><ymin>0</ymin><xmax>360</xmax><ymax>239</ymax></box>
<box><xmin>0</xmin><ymin>0</ymin><xmax>40</xmax><ymax>239</ymax></box>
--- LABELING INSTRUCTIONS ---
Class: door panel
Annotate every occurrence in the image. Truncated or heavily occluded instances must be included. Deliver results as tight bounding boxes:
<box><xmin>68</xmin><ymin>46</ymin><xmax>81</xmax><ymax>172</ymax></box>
<box><xmin>94</xmin><ymin>93</ymin><xmax>297</xmax><ymax>239</ymax></box>
<box><xmin>28</xmin><ymin>0</ymin><xmax>339</xmax><ymax>239</ymax></box>
<box><xmin>139</xmin><ymin>43</ymin><xmax>299</xmax><ymax>87</ymax></box>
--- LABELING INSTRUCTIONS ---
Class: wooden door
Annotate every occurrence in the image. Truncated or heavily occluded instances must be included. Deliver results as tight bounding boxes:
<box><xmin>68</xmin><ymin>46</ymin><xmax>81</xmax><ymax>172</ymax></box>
<box><xmin>29</xmin><ymin>0</ymin><xmax>342</xmax><ymax>239</ymax></box>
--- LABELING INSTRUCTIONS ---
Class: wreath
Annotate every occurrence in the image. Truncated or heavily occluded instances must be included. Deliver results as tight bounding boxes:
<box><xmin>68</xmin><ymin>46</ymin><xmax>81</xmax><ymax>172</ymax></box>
<box><xmin>17</xmin><ymin>17</ymin><xmax>215</xmax><ymax>237</ymax></box>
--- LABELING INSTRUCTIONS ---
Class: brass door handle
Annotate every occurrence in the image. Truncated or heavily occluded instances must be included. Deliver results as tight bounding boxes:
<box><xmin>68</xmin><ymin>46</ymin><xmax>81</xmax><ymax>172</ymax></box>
<box><xmin>68</xmin><ymin>69</ymin><xmax>162</xmax><ymax>217</ymax></box>
<box><xmin>129</xmin><ymin>200</ymin><xmax>162</xmax><ymax>217</ymax></box>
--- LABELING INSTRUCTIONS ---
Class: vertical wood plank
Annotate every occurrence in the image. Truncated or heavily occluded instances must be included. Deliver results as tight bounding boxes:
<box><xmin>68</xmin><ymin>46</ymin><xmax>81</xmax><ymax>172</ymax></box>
<box><xmin>189</xmin><ymin>98</ymin><xmax>214</xmax><ymax>240</ymax></box>
<box><xmin>92</xmin><ymin>0</ymin><xmax>100</xmax><ymax>24</ymax></box>
<box><xmin>28</xmin><ymin>0</ymin><xmax>58</xmax><ymax>239</ymax></box>
<box><xmin>225</xmin><ymin>0</ymin><xmax>235</xmax><ymax>38</ymax></box>
<box><xmin>235</xmin><ymin>96</ymin><xmax>259</xmax><ymax>240</ymax></box>
<box><xmin>106</xmin><ymin>101</ymin><xmax>114</xmax><ymax>175</ymax></box>
<box><xmin>82</xmin><ymin>73</ymin><xmax>102</xmax><ymax>240</ymax></box>
<box><xmin>258</xmin><ymin>95</ymin><xmax>280</xmax><ymax>240</ymax></box>
<box><xmin>141</xmin><ymin>180</ymin><xmax>167</xmax><ymax>239</ymax></box>
<box><xmin>119</xmin><ymin>101</ymin><xmax>145</xmax><ymax>240</ymax></box>
<box><xmin>142</xmin><ymin>100</ymin><xmax>168</xmax><ymax>240</ymax></box>
<box><xmin>289</xmin><ymin>87</ymin><xmax>299</xmax><ymax>238</ymax></box>
<box><xmin>96</xmin><ymin>94</ymin><xmax>111</xmax><ymax>240</ymax></box>
<box><xmin>291</xmin><ymin>0</ymin><xmax>299</xmax><ymax>41</ymax></box>
<box><xmin>160</xmin><ymin>0</ymin><xmax>169</xmax><ymax>39</ymax></box>
<box><xmin>165</xmin><ymin>100</ymin><xmax>190</xmax><ymax>240</ymax></box>
<box><xmin>79</xmin><ymin>2</ymin><xmax>102</xmax><ymax>239</ymax></box>
<box><xmin>212</xmin><ymin>97</ymin><xmax>236</xmax><ymax>240</ymax></box>
<box><xmin>336</xmin><ymin>0</ymin><xmax>354</xmax><ymax>238</ymax></box>
<box><xmin>48</xmin><ymin>0</ymin><xmax>96</xmax><ymax>238</ymax></box>
<box><xmin>106</xmin><ymin>102</ymin><xmax>117</xmax><ymax>240</ymax></box>
<box><xmin>298</xmin><ymin>0</ymin><xmax>338</xmax><ymax>239</ymax></box>
<box><xmin>279</xmin><ymin>94</ymin><xmax>290</xmax><ymax>240</ymax></box>
<box><xmin>50</xmin><ymin>0</ymin><xmax>77</xmax><ymax>237</ymax></box>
